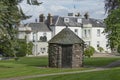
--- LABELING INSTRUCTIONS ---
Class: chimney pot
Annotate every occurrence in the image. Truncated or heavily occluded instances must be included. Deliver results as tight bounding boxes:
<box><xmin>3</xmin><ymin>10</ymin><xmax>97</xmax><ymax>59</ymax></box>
<box><xmin>39</xmin><ymin>14</ymin><xmax>45</xmax><ymax>22</ymax></box>
<box><xmin>84</xmin><ymin>12</ymin><xmax>89</xmax><ymax>19</ymax></box>
<box><xmin>47</xmin><ymin>13</ymin><xmax>53</xmax><ymax>26</ymax></box>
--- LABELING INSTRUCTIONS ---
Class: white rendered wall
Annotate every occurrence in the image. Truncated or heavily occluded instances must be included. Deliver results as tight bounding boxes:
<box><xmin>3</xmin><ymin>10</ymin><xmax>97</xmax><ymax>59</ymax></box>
<box><xmin>32</xmin><ymin>42</ymin><xmax>48</xmax><ymax>56</ymax></box>
<box><xmin>30</xmin><ymin>31</ymin><xmax>52</xmax><ymax>42</ymax></box>
<box><xmin>91</xmin><ymin>28</ymin><xmax>109</xmax><ymax>52</ymax></box>
<box><xmin>54</xmin><ymin>26</ymin><xmax>82</xmax><ymax>38</ymax></box>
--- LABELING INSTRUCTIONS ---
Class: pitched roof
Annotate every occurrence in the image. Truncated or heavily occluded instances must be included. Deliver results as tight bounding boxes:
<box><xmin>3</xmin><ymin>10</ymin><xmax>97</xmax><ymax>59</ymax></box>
<box><xmin>82</xmin><ymin>18</ymin><xmax>105</xmax><ymax>27</ymax></box>
<box><xmin>55</xmin><ymin>17</ymin><xmax>82</xmax><ymax>27</ymax></box>
<box><xmin>52</xmin><ymin>16</ymin><xmax>105</xmax><ymax>28</ymax></box>
<box><xmin>27</xmin><ymin>22</ymin><xmax>51</xmax><ymax>32</ymax></box>
<box><xmin>48</xmin><ymin>28</ymin><xmax>84</xmax><ymax>44</ymax></box>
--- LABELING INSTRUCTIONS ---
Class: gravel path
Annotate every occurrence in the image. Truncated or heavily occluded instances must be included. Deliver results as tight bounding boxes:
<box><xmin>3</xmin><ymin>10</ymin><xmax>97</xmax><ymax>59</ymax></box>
<box><xmin>1</xmin><ymin>68</ymin><xmax>109</xmax><ymax>80</ymax></box>
<box><xmin>105</xmin><ymin>60</ymin><xmax>120</xmax><ymax>68</ymax></box>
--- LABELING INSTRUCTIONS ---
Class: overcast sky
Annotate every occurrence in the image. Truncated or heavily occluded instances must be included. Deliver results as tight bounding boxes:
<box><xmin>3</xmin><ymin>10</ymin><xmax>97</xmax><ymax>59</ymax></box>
<box><xmin>20</xmin><ymin>0</ymin><xmax>107</xmax><ymax>23</ymax></box>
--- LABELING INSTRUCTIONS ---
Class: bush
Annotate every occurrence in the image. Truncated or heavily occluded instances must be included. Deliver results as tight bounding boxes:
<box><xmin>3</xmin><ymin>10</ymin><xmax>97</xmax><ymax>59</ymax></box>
<box><xmin>98</xmin><ymin>47</ymin><xmax>104</xmax><ymax>52</ymax></box>
<box><xmin>84</xmin><ymin>46</ymin><xmax>95</xmax><ymax>58</ymax></box>
<box><xmin>16</xmin><ymin>40</ymin><xmax>33</xmax><ymax>57</ymax></box>
<box><xmin>16</xmin><ymin>40</ymin><xmax>27</xmax><ymax>57</ymax></box>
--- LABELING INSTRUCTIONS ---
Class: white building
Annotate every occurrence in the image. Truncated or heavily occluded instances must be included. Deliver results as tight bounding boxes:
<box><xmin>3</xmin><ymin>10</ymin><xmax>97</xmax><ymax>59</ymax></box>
<box><xmin>50</xmin><ymin>13</ymin><xmax>110</xmax><ymax>52</ymax></box>
<box><xmin>18</xmin><ymin>13</ymin><xmax>110</xmax><ymax>56</ymax></box>
<box><xmin>18</xmin><ymin>14</ymin><xmax>52</xmax><ymax>56</ymax></box>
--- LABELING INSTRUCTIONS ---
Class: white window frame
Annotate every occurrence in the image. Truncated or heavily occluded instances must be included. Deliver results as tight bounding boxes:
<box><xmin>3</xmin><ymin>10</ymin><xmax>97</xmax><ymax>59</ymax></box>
<box><xmin>97</xmin><ymin>29</ymin><xmax>100</xmax><ymax>37</ymax></box>
<box><xmin>64</xmin><ymin>18</ymin><xmax>69</xmax><ymax>23</ymax></box>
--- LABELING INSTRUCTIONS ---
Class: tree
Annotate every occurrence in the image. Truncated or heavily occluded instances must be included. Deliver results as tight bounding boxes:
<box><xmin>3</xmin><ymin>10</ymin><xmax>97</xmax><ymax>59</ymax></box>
<box><xmin>0</xmin><ymin>0</ymin><xmax>42</xmax><ymax>57</ymax></box>
<box><xmin>104</xmin><ymin>0</ymin><xmax>120</xmax><ymax>53</ymax></box>
<box><xmin>105</xmin><ymin>0</ymin><xmax>120</xmax><ymax>13</ymax></box>
<box><xmin>84</xmin><ymin>46</ymin><xmax>95</xmax><ymax>58</ymax></box>
<box><xmin>16</xmin><ymin>40</ymin><xmax>33</xmax><ymax>57</ymax></box>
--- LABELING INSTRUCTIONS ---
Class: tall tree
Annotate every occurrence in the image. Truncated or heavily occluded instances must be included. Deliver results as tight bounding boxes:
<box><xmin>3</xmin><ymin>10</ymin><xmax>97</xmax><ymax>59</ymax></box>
<box><xmin>0</xmin><ymin>0</ymin><xmax>42</xmax><ymax>57</ymax></box>
<box><xmin>104</xmin><ymin>0</ymin><xmax>120</xmax><ymax>53</ymax></box>
<box><xmin>105</xmin><ymin>0</ymin><xmax>120</xmax><ymax>13</ymax></box>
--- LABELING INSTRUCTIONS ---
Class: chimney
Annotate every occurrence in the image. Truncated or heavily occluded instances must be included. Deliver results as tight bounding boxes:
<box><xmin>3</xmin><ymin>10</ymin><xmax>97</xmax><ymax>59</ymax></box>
<box><xmin>47</xmin><ymin>13</ymin><xmax>53</xmax><ymax>26</ymax></box>
<box><xmin>75</xmin><ymin>12</ymin><xmax>81</xmax><ymax>17</ymax></box>
<box><xmin>39</xmin><ymin>14</ymin><xmax>45</xmax><ymax>22</ymax></box>
<box><xmin>84</xmin><ymin>12</ymin><xmax>89</xmax><ymax>19</ymax></box>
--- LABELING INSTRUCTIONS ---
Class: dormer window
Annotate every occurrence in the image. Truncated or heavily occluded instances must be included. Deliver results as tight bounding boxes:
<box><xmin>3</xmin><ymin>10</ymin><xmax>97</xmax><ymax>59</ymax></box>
<box><xmin>97</xmin><ymin>21</ymin><xmax>100</xmax><ymax>24</ymax></box>
<box><xmin>77</xmin><ymin>18</ymin><xmax>82</xmax><ymax>23</ymax></box>
<box><xmin>64</xmin><ymin>18</ymin><xmax>69</xmax><ymax>23</ymax></box>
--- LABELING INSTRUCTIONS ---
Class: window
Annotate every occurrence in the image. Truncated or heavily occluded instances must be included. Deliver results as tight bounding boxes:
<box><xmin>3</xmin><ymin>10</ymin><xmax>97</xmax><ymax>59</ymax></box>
<box><xmin>74</xmin><ymin>29</ymin><xmax>78</xmax><ymax>35</ymax></box>
<box><xmin>97</xmin><ymin>29</ymin><xmax>100</xmax><ymax>37</ymax></box>
<box><xmin>40</xmin><ymin>48</ymin><xmax>46</xmax><ymax>54</ymax></box>
<box><xmin>84</xmin><ymin>30</ymin><xmax>87</xmax><ymax>37</ymax></box>
<box><xmin>97</xmin><ymin>41</ymin><xmax>100</xmax><ymax>47</ymax></box>
<box><xmin>40</xmin><ymin>36</ymin><xmax>47</xmax><ymax>42</ymax></box>
<box><xmin>33</xmin><ymin>33</ymin><xmax>35</xmax><ymax>42</ymax></box>
<box><xmin>64</xmin><ymin>18</ymin><xmax>69</xmax><ymax>22</ymax></box>
<box><xmin>77</xmin><ymin>18</ymin><xmax>82</xmax><ymax>23</ymax></box>
<box><xmin>88</xmin><ymin>29</ymin><xmax>91</xmax><ymax>38</ymax></box>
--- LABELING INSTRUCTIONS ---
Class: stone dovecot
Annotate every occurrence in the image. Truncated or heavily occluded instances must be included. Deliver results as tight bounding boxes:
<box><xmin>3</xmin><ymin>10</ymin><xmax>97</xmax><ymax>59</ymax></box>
<box><xmin>48</xmin><ymin>27</ymin><xmax>84</xmax><ymax>68</ymax></box>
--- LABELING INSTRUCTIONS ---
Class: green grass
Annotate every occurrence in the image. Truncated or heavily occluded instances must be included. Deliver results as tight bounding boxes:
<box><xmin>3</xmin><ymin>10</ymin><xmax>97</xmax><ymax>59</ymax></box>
<box><xmin>84</xmin><ymin>57</ymin><xmax>120</xmax><ymax>67</ymax></box>
<box><xmin>0</xmin><ymin>56</ymin><xmax>120</xmax><ymax>79</ymax></box>
<box><xmin>0</xmin><ymin>57</ymin><xmax>87</xmax><ymax>79</ymax></box>
<box><xmin>25</xmin><ymin>67</ymin><xmax>120</xmax><ymax>80</ymax></box>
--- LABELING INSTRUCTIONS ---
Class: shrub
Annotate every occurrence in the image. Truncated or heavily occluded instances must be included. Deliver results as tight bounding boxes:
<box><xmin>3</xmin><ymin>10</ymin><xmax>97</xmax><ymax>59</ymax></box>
<box><xmin>16</xmin><ymin>40</ymin><xmax>33</xmax><ymax>57</ymax></box>
<box><xmin>98</xmin><ymin>47</ymin><xmax>104</xmax><ymax>52</ymax></box>
<box><xmin>84</xmin><ymin>46</ymin><xmax>95</xmax><ymax>58</ymax></box>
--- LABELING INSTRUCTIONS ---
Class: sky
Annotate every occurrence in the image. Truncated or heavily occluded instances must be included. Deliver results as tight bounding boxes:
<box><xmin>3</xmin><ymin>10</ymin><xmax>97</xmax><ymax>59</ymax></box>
<box><xmin>20</xmin><ymin>0</ymin><xmax>107</xmax><ymax>23</ymax></box>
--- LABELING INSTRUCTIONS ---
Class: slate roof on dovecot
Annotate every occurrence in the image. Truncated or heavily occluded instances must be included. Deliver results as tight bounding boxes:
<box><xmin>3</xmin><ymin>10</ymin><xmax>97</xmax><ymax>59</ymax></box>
<box><xmin>48</xmin><ymin>27</ymin><xmax>84</xmax><ymax>44</ymax></box>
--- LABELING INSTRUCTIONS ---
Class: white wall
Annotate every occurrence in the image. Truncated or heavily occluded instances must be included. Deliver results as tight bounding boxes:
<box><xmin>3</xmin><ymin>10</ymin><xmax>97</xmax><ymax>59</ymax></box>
<box><xmin>91</xmin><ymin>28</ymin><xmax>109</xmax><ymax>52</ymax></box>
<box><xmin>54</xmin><ymin>26</ymin><xmax>82</xmax><ymax>38</ymax></box>
<box><xmin>28</xmin><ymin>31</ymin><xmax>52</xmax><ymax>42</ymax></box>
<box><xmin>18</xmin><ymin>32</ymin><xmax>26</xmax><ymax>39</ymax></box>
<box><xmin>32</xmin><ymin>42</ymin><xmax>48</xmax><ymax>56</ymax></box>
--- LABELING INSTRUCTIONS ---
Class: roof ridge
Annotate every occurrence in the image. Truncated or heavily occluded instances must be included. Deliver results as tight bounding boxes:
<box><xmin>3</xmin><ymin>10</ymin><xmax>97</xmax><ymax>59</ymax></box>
<box><xmin>55</xmin><ymin>16</ymin><xmax>60</xmax><ymax>26</ymax></box>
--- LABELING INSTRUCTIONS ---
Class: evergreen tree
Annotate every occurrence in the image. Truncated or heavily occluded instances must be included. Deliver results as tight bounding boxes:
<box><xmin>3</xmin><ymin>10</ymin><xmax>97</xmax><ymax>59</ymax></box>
<box><xmin>0</xmin><ymin>0</ymin><xmax>42</xmax><ymax>57</ymax></box>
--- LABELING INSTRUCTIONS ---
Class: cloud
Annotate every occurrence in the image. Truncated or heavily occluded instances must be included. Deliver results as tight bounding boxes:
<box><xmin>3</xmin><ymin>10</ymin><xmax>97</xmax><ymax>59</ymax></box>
<box><xmin>20</xmin><ymin>0</ymin><xmax>106</xmax><ymax>23</ymax></box>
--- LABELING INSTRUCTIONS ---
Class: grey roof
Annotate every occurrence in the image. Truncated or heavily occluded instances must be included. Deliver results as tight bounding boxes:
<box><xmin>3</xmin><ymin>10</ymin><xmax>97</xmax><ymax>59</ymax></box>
<box><xmin>82</xmin><ymin>18</ymin><xmax>105</xmax><ymax>27</ymax></box>
<box><xmin>55</xmin><ymin>17</ymin><xmax>82</xmax><ymax>27</ymax></box>
<box><xmin>48</xmin><ymin>28</ymin><xmax>84</xmax><ymax>44</ymax></box>
<box><xmin>53</xmin><ymin>16</ymin><xmax>105</xmax><ymax>28</ymax></box>
<box><xmin>27</xmin><ymin>22</ymin><xmax>51</xmax><ymax>32</ymax></box>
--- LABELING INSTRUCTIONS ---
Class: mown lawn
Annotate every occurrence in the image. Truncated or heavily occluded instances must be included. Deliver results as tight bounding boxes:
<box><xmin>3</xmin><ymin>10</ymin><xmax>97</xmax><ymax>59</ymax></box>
<box><xmin>84</xmin><ymin>57</ymin><xmax>120</xmax><ymax>67</ymax></box>
<box><xmin>0</xmin><ymin>56</ymin><xmax>120</xmax><ymax>79</ymax></box>
<box><xmin>25</xmin><ymin>67</ymin><xmax>120</xmax><ymax>80</ymax></box>
<box><xmin>0</xmin><ymin>56</ymin><xmax>86</xmax><ymax>79</ymax></box>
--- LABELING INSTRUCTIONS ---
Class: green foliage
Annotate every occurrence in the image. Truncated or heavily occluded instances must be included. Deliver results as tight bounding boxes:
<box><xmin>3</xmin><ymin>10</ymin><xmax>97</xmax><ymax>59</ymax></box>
<box><xmin>0</xmin><ymin>0</ymin><xmax>41</xmax><ymax>57</ymax></box>
<box><xmin>97</xmin><ymin>47</ymin><xmax>104</xmax><ymax>52</ymax></box>
<box><xmin>84</xmin><ymin>46</ymin><xmax>95</xmax><ymax>58</ymax></box>
<box><xmin>16</xmin><ymin>40</ymin><xmax>33</xmax><ymax>57</ymax></box>
<box><xmin>104</xmin><ymin>8</ymin><xmax>120</xmax><ymax>52</ymax></box>
<box><xmin>105</xmin><ymin>0</ymin><xmax>120</xmax><ymax>13</ymax></box>
<box><xmin>104</xmin><ymin>0</ymin><xmax>120</xmax><ymax>53</ymax></box>
<box><xmin>117</xmin><ymin>45</ymin><xmax>120</xmax><ymax>53</ymax></box>
<box><xmin>26</xmin><ymin>42</ymin><xmax>33</xmax><ymax>55</ymax></box>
